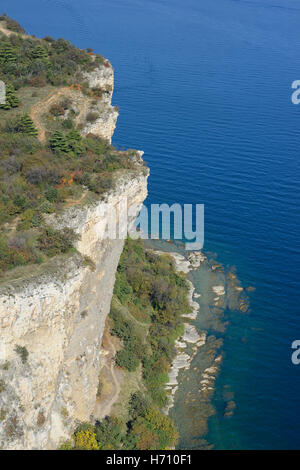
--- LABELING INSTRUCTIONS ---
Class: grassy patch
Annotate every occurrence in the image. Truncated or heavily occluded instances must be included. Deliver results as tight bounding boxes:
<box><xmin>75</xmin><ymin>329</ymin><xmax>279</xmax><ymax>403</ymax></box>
<box><xmin>111</xmin><ymin>365</ymin><xmax>143</xmax><ymax>423</ymax></box>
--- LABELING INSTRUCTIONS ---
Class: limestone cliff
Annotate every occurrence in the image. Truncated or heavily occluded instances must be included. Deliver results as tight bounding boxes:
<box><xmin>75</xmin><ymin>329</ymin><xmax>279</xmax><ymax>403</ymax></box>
<box><xmin>81</xmin><ymin>62</ymin><xmax>119</xmax><ymax>142</ymax></box>
<box><xmin>0</xmin><ymin>63</ymin><xmax>148</xmax><ymax>450</ymax></box>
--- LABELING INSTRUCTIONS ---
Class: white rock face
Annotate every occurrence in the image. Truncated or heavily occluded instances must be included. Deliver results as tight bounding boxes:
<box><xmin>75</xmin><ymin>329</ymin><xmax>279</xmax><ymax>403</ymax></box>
<box><xmin>0</xmin><ymin>172</ymin><xmax>148</xmax><ymax>450</ymax></box>
<box><xmin>81</xmin><ymin>105</ymin><xmax>119</xmax><ymax>143</ymax></box>
<box><xmin>81</xmin><ymin>63</ymin><xmax>118</xmax><ymax>143</ymax></box>
<box><xmin>82</xmin><ymin>62</ymin><xmax>114</xmax><ymax>90</ymax></box>
<box><xmin>0</xmin><ymin>58</ymin><xmax>148</xmax><ymax>449</ymax></box>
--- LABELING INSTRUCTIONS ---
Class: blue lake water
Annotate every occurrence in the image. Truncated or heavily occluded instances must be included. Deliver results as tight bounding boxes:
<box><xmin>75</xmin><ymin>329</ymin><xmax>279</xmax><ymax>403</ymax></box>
<box><xmin>3</xmin><ymin>0</ymin><xmax>300</xmax><ymax>449</ymax></box>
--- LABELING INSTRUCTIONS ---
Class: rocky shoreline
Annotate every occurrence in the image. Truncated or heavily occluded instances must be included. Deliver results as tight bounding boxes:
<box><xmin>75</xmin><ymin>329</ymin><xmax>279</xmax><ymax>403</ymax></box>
<box><xmin>157</xmin><ymin>251</ymin><xmax>210</xmax><ymax>414</ymax></box>
<box><xmin>149</xmin><ymin>244</ymin><xmax>252</xmax><ymax>448</ymax></box>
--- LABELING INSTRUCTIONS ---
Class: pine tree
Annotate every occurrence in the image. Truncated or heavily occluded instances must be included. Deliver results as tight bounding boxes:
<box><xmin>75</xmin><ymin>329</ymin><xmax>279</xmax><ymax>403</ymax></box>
<box><xmin>66</xmin><ymin>128</ymin><xmax>84</xmax><ymax>157</ymax></box>
<box><xmin>0</xmin><ymin>42</ymin><xmax>17</xmax><ymax>64</ymax></box>
<box><xmin>31</xmin><ymin>45</ymin><xmax>49</xmax><ymax>61</ymax></box>
<box><xmin>0</xmin><ymin>83</ymin><xmax>20</xmax><ymax>110</ymax></box>
<box><xmin>49</xmin><ymin>131</ymin><xmax>69</xmax><ymax>154</ymax></box>
<box><xmin>16</xmin><ymin>114</ymin><xmax>38</xmax><ymax>137</ymax></box>
<box><xmin>49</xmin><ymin>129</ymin><xmax>84</xmax><ymax>156</ymax></box>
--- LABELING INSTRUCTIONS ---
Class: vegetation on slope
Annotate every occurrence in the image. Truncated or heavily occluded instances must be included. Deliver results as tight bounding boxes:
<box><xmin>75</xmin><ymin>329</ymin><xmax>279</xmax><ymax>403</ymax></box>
<box><xmin>112</xmin><ymin>238</ymin><xmax>190</xmax><ymax>408</ymax></box>
<box><xmin>0</xmin><ymin>16</ymin><xmax>146</xmax><ymax>276</ymax></box>
<box><xmin>0</xmin><ymin>14</ymin><xmax>25</xmax><ymax>34</ymax></box>
<box><xmin>63</xmin><ymin>239</ymin><xmax>191</xmax><ymax>450</ymax></box>
<box><xmin>0</xmin><ymin>14</ymin><xmax>105</xmax><ymax>92</ymax></box>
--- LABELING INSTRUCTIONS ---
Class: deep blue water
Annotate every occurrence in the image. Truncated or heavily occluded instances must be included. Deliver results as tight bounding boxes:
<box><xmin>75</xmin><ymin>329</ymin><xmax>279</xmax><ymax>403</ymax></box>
<box><xmin>3</xmin><ymin>0</ymin><xmax>300</xmax><ymax>449</ymax></box>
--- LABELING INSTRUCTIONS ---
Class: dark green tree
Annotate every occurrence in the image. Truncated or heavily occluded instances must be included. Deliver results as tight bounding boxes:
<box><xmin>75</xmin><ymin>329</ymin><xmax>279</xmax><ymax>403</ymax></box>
<box><xmin>31</xmin><ymin>45</ymin><xmax>49</xmax><ymax>61</ymax></box>
<box><xmin>16</xmin><ymin>114</ymin><xmax>38</xmax><ymax>137</ymax></box>
<box><xmin>0</xmin><ymin>42</ymin><xmax>17</xmax><ymax>64</ymax></box>
<box><xmin>0</xmin><ymin>83</ymin><xmax>19</xmax><ymax>109</ymax></box>
<box><xmin>66</xmin><ymin>128</ymin><xmax>84</xmax><ymax>157</ymax></box>
<box><xmin>49</xmin><ymin>129</ymin><xmax>84</xmax><ymax>156</ymax></box>
<box><xmin>49</xmin><ymin>131</ymin><xmax>69</xmax><ymax>154</ymax></box>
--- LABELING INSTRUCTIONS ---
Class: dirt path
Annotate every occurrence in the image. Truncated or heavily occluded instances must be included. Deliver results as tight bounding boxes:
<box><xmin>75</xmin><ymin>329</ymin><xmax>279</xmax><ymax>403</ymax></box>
<box><xmin>1</xmin><ymin>20</ymin><xmax>91</xmax><ymax>143</ymax></box>
<box><xmin>29</xmin><ymin>86</ymin><xmax>91</xmax><ymax>142</ymax></box>
<box><xmin>0</xmin><ymin>22</ymin><xmax>29</xmax><ymax>39</ymax></box>
<box><xmin>65</xmin><ymin>191</ymin><xmax>88</xmax><ymax>207</ymax></box>
<box><xmin>95</xmin><ymin>337</ymin><xmax>122</xmax><ymax>419</ymax></box>
<box><xmin>29</xmin><ymin>88</ymin><xmax>72</xmax><ymax>142</ymax></box>
<box><xmin>93</xmin><ymin>327</ymin><xmax>123</xmax><ymax>421</ymax></box>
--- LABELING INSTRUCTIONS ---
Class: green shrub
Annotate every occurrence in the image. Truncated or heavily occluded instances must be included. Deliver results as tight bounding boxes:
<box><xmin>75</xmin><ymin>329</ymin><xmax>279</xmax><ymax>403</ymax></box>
<box><xmin>0</xmin><ymin>83</ymin><xmax>19</xmax><ymax>109</ymax></box>
<box><xmin>37</xmin><ymin>226</ymin><xmax>78</xmax><ymax>257</ymax></box>
<box><xmin>49</xmin><ymin>131</ymin><xmax>69</xmax><ymax>154</ymax></box>
<box><xmin>60</xmin><ymin>440</ymin><xmax>74</xmax><ymax>450</ymax></box>
<box><xmin>49</xmin><ymin>129</ymin><xmax>84</xmax><ymax>157</ymax></box>
<box><xmin>95</xmin><ymin>417</ymin><xmax>125</xmax><ymax>450</ymax></box>
<box><xmin>129</xmin><ymin>392</ymin><xmax>151</xmax><ymax>420</ymax></box>
<box><xmin>31</xmin><ymin>45</ymin><xmax>49</xmax><ymax>61</ymax></box>
<box><xmin>66</xmin><ymin>129</ymin><xmax>84</xmax><ymax>157</ymax></box>
<box><xmin>115</xmin><ymin>348</ymin><xmax>140</xmax><ymax>372</ymax></box>
<box><xmin>0</xmin><ymin>409</ymin><xmax>7</xmax><ymax>422</ymax></box>
<box><xmin>0</xmin><ymin>380</ymin><xmax>6</xmax><ymax>393</ymax></box>
<box><xmin>109</xmin><ymin>307</ymin><xmax>133</xmax><ymax>341</ymax></box>
<box><xmin>49</xmin><ymin>104</ymin><xmax>65</xmax><ymax>116</ymax></box>
<box><xmin>17</xmin><ymin>209</ymin><xmax>36</xmax><ymax>230</ymax></box>
<box><xmin>62</xmin><ymin>118</ymin><xmax>74</xmax><ymax>129</ymax></box>
<box><xmin>86</xmin><ymin>111</ymin><xmax>99</xmax><ymax>123</ymax></box>
<box><xmin>11</xmin><ymin>114</ymin><xmax>38</xmax><ymax>137</ymax></box>
<box><xmin>0</xmin><ymin>41</ymin><xmax>17</xmax><ymax>65</ymax></box>
<box><xmin>143</xmin><ymin>407</ymin><xmax>178</xmax><ymax>449</ymax></box>
<box><xmin>114</xmin><ymin>271</ymin><xmax>133</xmax><ymax>304</ymax></box>
<box><xmin>0</xmin><ymin>234</ymin><xmax>37</xmax><ymax>272</ymax></box>
<box><xmin>44</xmin><ymin>187</ymin><xmax>58</xmax><ymax>203</ymax></box>
<box><xmin>15</xmin><ymin>345</ymin><xmax>29</xmax><ymax>364</ymax></box>
<box><xmin>39</xmin><ymin>201</ymin><xmax>54</xmax><ymax>214</ymax></box>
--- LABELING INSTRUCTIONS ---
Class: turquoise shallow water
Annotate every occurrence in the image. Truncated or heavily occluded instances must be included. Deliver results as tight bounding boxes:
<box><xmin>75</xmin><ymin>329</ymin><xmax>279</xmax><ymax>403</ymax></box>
<box><xmin>3</xmin><ymin>0</ymin><xmax>300</xmax><ymax>449</ymax></box>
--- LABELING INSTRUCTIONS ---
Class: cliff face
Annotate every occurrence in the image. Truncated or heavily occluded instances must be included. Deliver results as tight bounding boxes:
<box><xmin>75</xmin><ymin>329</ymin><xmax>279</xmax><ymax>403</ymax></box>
<box><xmin>0</xmin><ymin>64</ymin><xmax>148</xmax><ymax>450</ymax></box>
<box><xmin>81</xmin><ymin>62</ymin><xmax>119</xmax><ymax>143</ymax></box>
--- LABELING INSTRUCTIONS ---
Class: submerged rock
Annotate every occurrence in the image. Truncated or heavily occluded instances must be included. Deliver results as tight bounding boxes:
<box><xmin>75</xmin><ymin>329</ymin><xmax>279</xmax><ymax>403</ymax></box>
<box><xmin>212</xmin><ymin>285</ymin><xmax>226</xmax><ymax>296</ymax></box>
<box><xmin>187</xmin><ymin>251</ymin><xmax>207</xmax><ymax>269</ymax></box>
<box><xmin>246</xmin><ymin>286</ymin><xmax>256</xmax><ymax>293</ymax></box>
<box><xmin>224</xmin><ymin>400</ymin><xmax>236</xmax><ymax>418</ymax></box>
